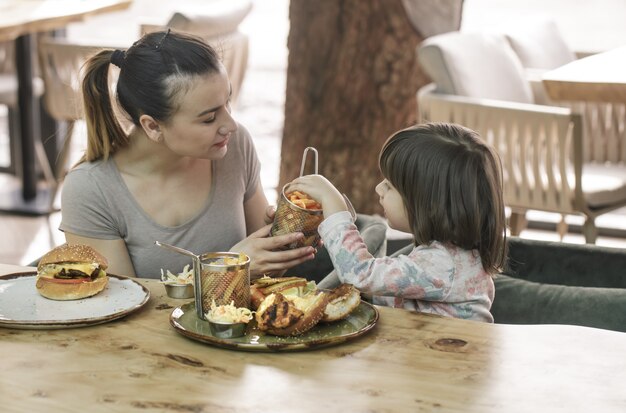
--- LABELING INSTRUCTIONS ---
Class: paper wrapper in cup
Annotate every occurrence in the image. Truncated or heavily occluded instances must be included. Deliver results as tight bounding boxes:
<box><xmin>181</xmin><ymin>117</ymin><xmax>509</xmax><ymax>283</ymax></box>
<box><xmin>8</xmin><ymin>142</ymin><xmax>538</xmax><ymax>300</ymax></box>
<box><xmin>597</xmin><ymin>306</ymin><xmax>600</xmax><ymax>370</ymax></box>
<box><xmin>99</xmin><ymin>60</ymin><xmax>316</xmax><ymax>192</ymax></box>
<box><xmin>193</xmin><ymin>252</ymin><xmax>250</xmax><ymax>320</ymax></box>
<box><xmin>269</xmin><ymin>184</ymin><xmax>323</xmax><ymax>250</ymax></box>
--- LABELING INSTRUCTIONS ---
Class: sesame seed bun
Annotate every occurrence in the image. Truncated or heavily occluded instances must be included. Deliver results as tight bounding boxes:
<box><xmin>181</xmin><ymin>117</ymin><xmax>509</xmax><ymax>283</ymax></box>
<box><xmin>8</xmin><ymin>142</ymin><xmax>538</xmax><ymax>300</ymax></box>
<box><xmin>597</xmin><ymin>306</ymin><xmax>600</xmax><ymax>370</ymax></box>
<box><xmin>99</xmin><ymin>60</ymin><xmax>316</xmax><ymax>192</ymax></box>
<box><xmin>322</xmin><ymin>284</ymin><xmax>361</xmax><ymax>322</ymax></box>
<box><xmin>38</xmin><ymin>244</ymin><xmax>108</xmax><ymax>271</ymax></box>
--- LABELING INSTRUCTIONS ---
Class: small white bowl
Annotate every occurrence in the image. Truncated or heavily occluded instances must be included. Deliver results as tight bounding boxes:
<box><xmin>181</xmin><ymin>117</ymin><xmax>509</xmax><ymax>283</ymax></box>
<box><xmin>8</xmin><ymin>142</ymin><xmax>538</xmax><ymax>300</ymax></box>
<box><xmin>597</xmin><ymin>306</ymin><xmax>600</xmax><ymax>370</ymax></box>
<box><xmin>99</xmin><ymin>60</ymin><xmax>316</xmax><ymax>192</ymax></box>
<box><xmin>164</xmin><ymin>283</ymin><xmax>194</xmax><ymax>299</ymax></box>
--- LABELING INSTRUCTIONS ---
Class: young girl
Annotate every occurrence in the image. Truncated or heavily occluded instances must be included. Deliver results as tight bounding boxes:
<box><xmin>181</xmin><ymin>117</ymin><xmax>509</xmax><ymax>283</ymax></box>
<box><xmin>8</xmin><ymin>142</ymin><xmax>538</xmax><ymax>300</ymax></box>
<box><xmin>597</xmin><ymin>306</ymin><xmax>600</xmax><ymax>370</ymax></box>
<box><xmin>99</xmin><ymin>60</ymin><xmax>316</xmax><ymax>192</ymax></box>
<box><xmin>60</xmin><ymin>30</ymin><xmax>315</xmax><ymax>278</ymax></box>
<box><xmin>289</xmin><ymin>123</ymin><xmax>507</xmax><ymax>322</ymax></box>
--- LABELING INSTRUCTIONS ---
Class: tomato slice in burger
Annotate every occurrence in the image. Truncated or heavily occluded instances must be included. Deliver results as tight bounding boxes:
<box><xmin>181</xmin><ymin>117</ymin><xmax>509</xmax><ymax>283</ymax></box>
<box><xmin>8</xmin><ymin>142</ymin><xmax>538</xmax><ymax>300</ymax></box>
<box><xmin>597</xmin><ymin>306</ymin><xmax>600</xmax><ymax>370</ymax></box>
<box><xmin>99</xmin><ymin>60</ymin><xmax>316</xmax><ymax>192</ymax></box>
<box><xmin>41</xmin><ymin>277</ymin><xmax>92</xmax><ymax>284</ymax></box>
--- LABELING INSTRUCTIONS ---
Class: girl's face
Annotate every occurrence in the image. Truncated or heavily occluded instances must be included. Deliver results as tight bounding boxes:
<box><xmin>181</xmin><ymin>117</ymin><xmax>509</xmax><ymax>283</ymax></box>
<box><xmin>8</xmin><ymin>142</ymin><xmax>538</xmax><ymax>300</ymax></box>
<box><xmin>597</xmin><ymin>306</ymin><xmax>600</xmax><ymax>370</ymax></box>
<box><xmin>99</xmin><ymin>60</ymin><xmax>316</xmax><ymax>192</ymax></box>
<box><xmin>375</xmin><ymin>179</ymin><xmax>411</xmax><ymax>233</ymax></box>
<box><xmin>159</xmin><ymin>69</ymin><xmax>237</xmax><ymax>159</ymax></box>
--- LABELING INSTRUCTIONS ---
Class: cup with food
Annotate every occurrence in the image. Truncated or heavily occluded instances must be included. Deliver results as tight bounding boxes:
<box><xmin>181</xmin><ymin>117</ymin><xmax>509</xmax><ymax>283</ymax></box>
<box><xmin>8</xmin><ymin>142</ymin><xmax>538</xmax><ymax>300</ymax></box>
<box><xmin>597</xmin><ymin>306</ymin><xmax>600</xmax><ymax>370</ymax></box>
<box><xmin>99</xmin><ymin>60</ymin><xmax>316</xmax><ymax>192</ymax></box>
<box><xmin>206</xmin><ymin>300</ymin><xmax>253</xmax><ymax>338</ymax></box>
<box><xmin>160</xmin><ymin>264</ymin><xmax>194</xmax><ymax>299</ymax></box>
<box><xmin>195</xmin><ymin>252</ymin><xmax>250</xmax><ymax>320</ymax></box>
<box><xmin>270</xmin><ymin>147</ymin><xmax>324</xmax><ymax>250</ymax></box>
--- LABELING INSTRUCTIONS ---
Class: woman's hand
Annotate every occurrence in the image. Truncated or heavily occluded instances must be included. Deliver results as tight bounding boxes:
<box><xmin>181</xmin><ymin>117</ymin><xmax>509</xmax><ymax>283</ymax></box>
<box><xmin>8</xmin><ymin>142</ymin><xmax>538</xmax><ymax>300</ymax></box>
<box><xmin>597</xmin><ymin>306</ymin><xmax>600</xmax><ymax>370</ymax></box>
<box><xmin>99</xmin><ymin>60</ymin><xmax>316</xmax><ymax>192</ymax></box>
<box><xmin>289</xmin><ymin>174</ymin><xmax>347</xmax><ymax>218</ymax></box>
<box><xmin>264</xmin><ymin>205</ymin><xmax>276</xmax><ymax>225</ymax></box>
<box><xmin>230</xmin><ymin>224</ymin><xmax>316</xmax><ymax>277</ymax></box>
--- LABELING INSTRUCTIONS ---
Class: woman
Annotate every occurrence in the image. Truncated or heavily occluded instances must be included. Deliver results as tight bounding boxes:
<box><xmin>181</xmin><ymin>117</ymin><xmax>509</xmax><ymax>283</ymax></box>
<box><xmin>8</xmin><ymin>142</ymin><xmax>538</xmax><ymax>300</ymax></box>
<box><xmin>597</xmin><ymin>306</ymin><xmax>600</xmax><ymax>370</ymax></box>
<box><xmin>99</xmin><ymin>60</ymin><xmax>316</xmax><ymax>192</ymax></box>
<box><xmin>60</xmin><ymin>30</ymin><xmax>315</xmax><ymax>278</ymax></box>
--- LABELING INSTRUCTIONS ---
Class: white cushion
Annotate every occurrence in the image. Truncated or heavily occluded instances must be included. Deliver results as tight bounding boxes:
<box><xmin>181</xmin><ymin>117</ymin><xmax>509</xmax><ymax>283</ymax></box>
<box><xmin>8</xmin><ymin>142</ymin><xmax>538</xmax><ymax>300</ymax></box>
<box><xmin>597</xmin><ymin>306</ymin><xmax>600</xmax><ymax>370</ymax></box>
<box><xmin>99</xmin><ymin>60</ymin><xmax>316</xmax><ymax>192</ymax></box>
<box><xmin>504</xmin><ymin>18</ymin><xmax>576</xmax><ymax>70</ymax></box>
<box><xmin>581</xmin><ymin>163</ymin><xmax>626</xmax><ymax>209</ymax></box>
<box><xmin>167</xmin><ymin>0</ymin><xmax>252</xmax><ymax>39</ymax></box>
<box><xmin>418</xmin><ymin>31</ymin><xmax>533</xmax><ymax>103</ymax></box>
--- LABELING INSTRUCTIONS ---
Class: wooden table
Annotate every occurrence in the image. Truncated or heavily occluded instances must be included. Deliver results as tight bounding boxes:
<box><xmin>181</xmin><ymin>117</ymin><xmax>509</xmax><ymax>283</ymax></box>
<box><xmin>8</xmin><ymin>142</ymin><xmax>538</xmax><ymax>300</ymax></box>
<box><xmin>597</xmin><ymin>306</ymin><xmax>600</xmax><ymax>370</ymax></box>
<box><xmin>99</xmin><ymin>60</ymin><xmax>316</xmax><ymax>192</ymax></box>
<box><xmin>0</xmin><ymin>0</ymin><xmax>132</xmax><ymax>215</ymax></box>
<box><xmin>1</xmin><ymin>263</ymin><xmax>626</xmax><ymax>413</ymax></box>
<box><xmin>542</xmin><ymin>45</ymin><xmax>626</xmax><ymax>104</ymax></box>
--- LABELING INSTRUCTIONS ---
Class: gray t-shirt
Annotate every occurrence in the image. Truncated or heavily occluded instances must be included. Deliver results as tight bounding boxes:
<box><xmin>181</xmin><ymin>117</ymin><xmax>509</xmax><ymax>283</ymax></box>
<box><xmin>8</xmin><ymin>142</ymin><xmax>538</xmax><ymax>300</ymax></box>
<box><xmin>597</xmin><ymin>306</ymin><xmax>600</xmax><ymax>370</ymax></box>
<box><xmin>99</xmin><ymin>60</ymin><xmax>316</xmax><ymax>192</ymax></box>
<box><xmin>60</xmin><ymin>125</ymin><xmax>261</xmax><ymax>278</ymax></box>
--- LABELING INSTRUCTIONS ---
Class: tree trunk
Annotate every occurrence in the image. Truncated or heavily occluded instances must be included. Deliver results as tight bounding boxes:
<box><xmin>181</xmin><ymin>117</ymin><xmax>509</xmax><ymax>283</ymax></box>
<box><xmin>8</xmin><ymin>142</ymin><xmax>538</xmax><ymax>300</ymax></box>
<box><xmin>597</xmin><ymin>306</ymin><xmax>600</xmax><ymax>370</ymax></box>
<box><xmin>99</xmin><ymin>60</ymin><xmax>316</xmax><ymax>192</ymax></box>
<box><xmin>280</xmin><ymin>0</ymin><xmax>463</xmax><ymax>215</ymax></box>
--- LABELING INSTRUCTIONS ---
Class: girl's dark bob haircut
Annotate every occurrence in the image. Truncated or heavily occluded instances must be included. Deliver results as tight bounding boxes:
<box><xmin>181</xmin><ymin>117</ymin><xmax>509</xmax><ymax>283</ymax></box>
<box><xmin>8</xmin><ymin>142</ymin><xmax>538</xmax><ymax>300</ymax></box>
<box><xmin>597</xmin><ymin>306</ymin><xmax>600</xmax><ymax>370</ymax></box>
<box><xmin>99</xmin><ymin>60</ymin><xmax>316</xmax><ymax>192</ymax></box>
<box><xmin>378</xmin><ymin>122</ymin><xmax>507</xmax><ymax>274</ymax></box>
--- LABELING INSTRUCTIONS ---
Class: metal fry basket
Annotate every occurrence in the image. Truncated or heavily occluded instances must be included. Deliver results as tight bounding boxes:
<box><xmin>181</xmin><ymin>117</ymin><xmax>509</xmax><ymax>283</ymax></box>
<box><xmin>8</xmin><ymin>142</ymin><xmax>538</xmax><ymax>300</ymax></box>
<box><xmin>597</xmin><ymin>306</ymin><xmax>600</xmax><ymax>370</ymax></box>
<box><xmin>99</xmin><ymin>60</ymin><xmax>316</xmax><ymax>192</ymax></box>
<box><xmin>194</xmin><ymin>252</ymin><xmax>250</xmax><ymax>320</ymax></box>
<box><xmin>269</xmin><ymin>147</ymin><xmax>324</xmax><ymax>250</ymax></box>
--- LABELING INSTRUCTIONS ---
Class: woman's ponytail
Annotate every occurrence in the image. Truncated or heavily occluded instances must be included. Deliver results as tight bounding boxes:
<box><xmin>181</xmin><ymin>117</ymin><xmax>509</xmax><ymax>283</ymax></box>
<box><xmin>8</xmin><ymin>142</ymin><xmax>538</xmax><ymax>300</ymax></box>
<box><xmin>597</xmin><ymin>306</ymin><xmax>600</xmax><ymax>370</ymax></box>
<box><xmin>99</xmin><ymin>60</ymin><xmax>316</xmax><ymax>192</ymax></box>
<box><xmin>80</xmin><ymin>50</ymin><xmax>128</xmax><ymax>163</ymax></box>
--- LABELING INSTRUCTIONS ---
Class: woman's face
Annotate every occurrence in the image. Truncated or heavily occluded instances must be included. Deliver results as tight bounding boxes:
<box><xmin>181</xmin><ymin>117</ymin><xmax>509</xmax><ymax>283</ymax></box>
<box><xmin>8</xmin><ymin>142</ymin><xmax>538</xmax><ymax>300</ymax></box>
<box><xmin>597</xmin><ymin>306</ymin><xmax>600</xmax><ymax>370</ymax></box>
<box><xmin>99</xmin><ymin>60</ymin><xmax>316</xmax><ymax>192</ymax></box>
<box><xmin>159</xmin><ymin>69</ymin><xmax>237</xmax><ymax>159</ymax></box>
<box><xmin>375</xmin><ymin>179</ymin><xmax>411</xmax><ymax>233</ymax></box>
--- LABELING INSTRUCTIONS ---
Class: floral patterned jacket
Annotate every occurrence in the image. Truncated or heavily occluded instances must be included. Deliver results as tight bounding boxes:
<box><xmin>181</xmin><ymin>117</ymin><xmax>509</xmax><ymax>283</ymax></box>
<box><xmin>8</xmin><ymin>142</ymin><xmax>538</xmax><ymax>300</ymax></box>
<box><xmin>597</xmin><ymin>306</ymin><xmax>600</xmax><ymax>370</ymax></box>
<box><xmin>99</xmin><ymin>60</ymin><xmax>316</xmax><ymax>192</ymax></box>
<box><xmin>318</xmin><ymin>212</ymin><xmax>494</xmax><ymax>323</ymax></box>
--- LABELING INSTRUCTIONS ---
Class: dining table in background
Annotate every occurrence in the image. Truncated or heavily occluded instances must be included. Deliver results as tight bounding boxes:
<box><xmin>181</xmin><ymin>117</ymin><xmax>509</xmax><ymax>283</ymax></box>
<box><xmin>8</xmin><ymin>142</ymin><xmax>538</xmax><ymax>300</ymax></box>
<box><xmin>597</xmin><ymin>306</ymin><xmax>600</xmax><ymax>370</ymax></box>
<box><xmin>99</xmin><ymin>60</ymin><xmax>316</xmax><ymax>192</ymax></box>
<box><xmin>0</xmin><ymin>0</ymin><xmax>132</xmax><ymax>215</ymax></box>
<box><xmin>1</xmin><ymin>263</ymin><xmax>625</xmax><ymax>412</ymax></box>
<box><xmin>542</xmin><ymin>45</ymin><xmax>626</xmax><ymax>104</ymax></box>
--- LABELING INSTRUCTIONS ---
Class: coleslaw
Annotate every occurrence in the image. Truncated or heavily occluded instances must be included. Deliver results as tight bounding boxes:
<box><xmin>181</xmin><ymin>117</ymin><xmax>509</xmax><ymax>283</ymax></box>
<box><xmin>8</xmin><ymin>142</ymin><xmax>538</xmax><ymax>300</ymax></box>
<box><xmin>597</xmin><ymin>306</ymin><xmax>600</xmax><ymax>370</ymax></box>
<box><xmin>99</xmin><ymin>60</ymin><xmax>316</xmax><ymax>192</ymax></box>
<box><xmin>206</xmin><ymin>300</ymin><xmax>253</xmax><ymax>324</ymax></box>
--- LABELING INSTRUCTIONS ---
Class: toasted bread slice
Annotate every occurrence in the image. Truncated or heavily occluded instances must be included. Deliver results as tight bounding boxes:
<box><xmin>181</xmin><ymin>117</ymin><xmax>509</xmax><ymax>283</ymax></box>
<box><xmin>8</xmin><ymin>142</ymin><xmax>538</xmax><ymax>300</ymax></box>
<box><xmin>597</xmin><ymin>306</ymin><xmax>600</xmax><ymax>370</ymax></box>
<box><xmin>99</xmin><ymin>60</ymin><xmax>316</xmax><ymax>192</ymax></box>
<box><xmin>322</xmin><ymin>284</ymin><xmax>361</xmax><ymax>322</ymax></box>
<box><xmin>255</xmin><ymin>291</ymin><xmax>329</xmax><ymax>336</ymax></box>
<box><xmin>250</xmin><ymin>276</ymin><xmax>315</xmax><ymax>309</ymax></box>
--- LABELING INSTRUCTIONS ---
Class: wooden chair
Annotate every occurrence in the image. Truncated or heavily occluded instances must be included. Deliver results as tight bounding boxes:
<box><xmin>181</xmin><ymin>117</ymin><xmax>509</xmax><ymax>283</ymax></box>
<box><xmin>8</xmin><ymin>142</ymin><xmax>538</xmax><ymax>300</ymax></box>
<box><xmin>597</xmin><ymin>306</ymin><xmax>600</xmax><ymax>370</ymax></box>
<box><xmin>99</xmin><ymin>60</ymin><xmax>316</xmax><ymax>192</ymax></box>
<box><xmin>504</xmin><ymin>18</ymin><xmax>626</xmax><ymax>168</ymax></box>
<box><xmin>0</xmin><ymin>40</ymin><xmax>45</xmax><ymax>176</ymax></box>
<box><xmin>37</xmin><ymin>37</ymin><xmax>126</xmax><ymax>205</ymax></box>
<box><xmin>416</xmin><ymin>31</ymin><xmax>626</xmax><ymax>243</ymax></box>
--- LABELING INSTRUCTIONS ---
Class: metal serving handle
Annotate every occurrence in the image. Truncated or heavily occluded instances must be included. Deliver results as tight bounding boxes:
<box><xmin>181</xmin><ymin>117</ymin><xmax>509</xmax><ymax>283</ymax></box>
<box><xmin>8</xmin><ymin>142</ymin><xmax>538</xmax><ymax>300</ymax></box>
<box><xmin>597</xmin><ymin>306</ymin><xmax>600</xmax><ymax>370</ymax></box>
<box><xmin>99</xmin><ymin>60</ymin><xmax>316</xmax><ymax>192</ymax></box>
<box><xmin>155</xmin><ymin>241</ymin><xmax>204</xmax><ymax>318</ymax></box>
<box><xmin>298</xmin><ymin>147</ymin><xmax>355</xmax><ymax>221</ymax></box>
<box><xmin>299</xmin><ymin>147</ymin><xmax>318</xmax><ymax>176</ymax></box>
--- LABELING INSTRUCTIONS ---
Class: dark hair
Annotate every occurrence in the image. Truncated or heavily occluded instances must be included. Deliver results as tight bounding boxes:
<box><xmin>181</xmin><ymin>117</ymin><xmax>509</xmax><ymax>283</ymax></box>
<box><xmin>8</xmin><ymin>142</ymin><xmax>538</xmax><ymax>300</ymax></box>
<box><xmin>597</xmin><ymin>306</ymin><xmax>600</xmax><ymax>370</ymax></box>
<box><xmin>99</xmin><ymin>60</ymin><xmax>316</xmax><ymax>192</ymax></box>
<box><xmin>379</xmin><ymin>122</ymin><xmax>507</xmax><ymax>274</ymax></box>
<box><xmin>80</xmin><ymin>30</ymin><xmax>222</xmax><ymax>162</ymax></box>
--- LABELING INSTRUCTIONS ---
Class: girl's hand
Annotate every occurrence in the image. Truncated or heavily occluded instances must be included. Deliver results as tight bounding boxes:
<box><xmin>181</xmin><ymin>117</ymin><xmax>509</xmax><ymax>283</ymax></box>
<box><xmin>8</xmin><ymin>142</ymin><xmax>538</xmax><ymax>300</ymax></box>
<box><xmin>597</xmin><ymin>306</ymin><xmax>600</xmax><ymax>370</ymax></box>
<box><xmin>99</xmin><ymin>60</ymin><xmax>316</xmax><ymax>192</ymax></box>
<box><xmin>289</xmin><ymin>174</ymin><xmax>348</xmax><ymax>218</ymax></box>
<box><xmin>230</xmin><ymin>224</ymin><xmax>316</xmax><ymax>277</ymax></box>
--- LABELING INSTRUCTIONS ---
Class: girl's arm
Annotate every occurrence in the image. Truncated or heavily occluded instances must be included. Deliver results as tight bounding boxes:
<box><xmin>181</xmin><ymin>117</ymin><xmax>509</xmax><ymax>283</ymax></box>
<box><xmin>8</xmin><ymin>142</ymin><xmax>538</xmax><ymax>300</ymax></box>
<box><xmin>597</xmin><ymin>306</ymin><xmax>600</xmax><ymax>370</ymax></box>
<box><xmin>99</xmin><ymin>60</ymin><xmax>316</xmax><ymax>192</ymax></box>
<box><xmin>64</xmin><ymin>232</ymin><xmax>136</xmax><ymax>277</ymax></box>
<box><xmin>319</xmin><ymin>213</ymin><xmax>455</xmax><ymax>301</ymax></box>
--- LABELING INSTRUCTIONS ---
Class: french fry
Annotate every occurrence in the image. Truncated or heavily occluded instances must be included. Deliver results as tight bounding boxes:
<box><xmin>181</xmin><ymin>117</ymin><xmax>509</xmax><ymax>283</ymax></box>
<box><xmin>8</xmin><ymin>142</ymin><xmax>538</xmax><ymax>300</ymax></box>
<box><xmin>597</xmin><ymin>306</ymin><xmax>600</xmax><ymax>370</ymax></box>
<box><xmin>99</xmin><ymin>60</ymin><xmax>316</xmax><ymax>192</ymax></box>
<box><xmin>286</xmin><ymin>191</ymin><xmax>322</xmax><ymax>210</ymax></box>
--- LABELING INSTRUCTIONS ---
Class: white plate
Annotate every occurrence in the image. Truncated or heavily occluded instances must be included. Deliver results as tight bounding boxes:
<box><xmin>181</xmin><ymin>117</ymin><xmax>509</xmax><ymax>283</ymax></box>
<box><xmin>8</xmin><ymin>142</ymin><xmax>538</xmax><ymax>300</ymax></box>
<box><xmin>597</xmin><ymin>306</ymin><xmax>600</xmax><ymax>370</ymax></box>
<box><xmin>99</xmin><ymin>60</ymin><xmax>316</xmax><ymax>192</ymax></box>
<box><xmin>0</xmin><ymin>272</ymin><xmax>150</xmax><ymax>329</ymax></box>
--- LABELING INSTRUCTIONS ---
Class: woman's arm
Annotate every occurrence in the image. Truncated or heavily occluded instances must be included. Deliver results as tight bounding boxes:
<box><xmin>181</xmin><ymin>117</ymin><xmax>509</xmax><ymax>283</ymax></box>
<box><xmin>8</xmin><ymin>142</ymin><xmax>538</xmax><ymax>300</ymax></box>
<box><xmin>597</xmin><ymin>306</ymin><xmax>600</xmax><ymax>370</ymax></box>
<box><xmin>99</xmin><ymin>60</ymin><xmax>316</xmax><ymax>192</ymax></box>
<box><xmin>64</xmin><ymin>232</ymin><xmax>136</xmax><ymax>277</ymax></box>
<box><xmin>243</xmin><ymin>182</ymin><xmax>272</xmax><ymax>233</ymax></box>
<box><xmin>231</xmin><ymin>183</ymin><xmax>316</xmax><ymax>277</ymax></box>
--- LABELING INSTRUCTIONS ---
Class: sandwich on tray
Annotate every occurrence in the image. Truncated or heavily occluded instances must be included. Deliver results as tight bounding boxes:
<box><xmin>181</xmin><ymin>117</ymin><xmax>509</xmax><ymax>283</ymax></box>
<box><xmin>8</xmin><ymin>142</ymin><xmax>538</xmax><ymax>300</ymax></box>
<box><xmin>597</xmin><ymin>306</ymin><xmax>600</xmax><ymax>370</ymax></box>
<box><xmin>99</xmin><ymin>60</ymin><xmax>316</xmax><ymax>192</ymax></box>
<box><xmin>251</xmin><ymin>276</ymin><xmax>362</xmax><ymax>336</ymax></box>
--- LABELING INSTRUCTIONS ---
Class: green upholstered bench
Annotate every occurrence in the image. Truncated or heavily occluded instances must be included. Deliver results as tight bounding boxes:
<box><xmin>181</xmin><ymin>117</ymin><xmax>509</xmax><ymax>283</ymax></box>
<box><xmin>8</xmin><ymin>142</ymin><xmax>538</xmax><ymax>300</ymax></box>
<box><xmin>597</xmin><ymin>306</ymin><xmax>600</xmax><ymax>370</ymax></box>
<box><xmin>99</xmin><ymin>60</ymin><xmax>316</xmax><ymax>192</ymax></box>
<box><xmin>493</xmin><ymin>237</ymin><xmax>626</xmax><ymax>332</ymax></box>
<box><xmin>317</xmin><ymin>235</ymin><xmax>626</xmax><ymax>333</ymax></box>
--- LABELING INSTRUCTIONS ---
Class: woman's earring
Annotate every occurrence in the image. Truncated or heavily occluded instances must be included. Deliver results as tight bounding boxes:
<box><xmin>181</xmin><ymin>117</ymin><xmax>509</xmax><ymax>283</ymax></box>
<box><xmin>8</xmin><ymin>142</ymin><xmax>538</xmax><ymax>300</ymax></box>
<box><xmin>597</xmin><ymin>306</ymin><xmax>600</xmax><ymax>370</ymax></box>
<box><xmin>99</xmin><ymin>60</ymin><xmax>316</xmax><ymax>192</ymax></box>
<box><xmin>157</xmin><ymin>134</ymin><xmax>164</xmax><ymax>143</ymax></box>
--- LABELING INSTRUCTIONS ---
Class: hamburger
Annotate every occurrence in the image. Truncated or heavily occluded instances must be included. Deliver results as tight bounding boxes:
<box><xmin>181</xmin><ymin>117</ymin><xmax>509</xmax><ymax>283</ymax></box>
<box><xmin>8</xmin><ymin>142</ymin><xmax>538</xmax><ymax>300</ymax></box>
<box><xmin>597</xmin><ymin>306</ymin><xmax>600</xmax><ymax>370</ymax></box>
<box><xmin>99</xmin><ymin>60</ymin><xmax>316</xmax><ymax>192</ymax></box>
<box><xmin>36</xmin><ymin>244</ymin><xmax>109</xmax><ymax>300</ymax></box>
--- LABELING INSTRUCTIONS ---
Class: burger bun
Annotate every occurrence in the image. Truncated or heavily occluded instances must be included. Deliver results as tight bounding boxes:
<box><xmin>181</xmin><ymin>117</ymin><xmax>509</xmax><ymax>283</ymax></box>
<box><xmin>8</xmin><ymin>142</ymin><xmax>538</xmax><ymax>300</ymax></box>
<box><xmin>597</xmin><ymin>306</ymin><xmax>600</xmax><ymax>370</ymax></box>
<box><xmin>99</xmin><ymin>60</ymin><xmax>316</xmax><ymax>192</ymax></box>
<box><xmin>35</xmin><ymin>274</ymin><xmax>108</xmax><ymax>301</ymax></box>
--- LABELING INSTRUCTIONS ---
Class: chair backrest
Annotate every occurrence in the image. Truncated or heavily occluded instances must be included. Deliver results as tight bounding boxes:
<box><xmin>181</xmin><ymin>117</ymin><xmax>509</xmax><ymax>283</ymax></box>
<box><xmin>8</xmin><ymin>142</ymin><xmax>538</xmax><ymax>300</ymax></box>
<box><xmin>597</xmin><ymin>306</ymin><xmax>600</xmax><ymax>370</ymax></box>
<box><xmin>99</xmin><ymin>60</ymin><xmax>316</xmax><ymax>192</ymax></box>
<box><xmin>418</xmin><ymin>31</ymin><xmax>533</xmax><ymax>103</ymax></box>
<box><xmin>417</xmin><ymin>31</ymin><xmax>586</xmax><ymax>216</ymax></box>
<box><xmin>503</xmin><ymin>19</ymin><xmax>626</xmax><ymax>165</ymax></box>
<box><xmin>37</xmin><ymin>38</ymin><xmax>103</xmax><ymax>122</ymax></box>
<box><xmin>0</xmin><ymin>41</ymin><xmax>14</xmax><ymax>74</ymax></box>
<box><xmin>0</xmin><ymin>41</ymin><xmax>17</xmax><ymax>108</ymax></box>
<box><xmin>504</xmin><ymin>18</ymin><xmax>576</xmax><ymax>70</ymax></box>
